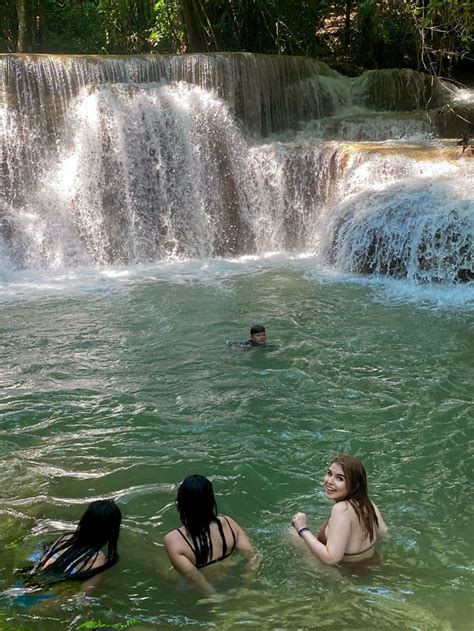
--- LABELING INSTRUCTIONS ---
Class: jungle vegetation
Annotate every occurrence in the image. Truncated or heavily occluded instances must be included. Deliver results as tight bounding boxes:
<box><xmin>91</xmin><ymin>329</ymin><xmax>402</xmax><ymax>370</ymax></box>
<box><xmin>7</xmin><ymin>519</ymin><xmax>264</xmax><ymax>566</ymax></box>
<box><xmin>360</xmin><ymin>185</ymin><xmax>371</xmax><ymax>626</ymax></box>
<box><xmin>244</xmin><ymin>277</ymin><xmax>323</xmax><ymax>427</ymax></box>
<box><xmin>1</xmin><ymin>1</ymin><xmax>472</xmax><ymax>78</ymax></box>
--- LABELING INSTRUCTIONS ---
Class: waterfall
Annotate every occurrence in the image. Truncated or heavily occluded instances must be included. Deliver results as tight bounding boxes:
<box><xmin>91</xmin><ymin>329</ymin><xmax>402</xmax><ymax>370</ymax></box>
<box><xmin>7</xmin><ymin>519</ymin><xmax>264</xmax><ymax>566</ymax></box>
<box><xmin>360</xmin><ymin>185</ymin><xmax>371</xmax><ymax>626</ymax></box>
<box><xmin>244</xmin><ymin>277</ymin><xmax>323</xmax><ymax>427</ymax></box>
<box><xmin>351</xmin><ymin>68</ymin><xmax>449</xmax><ymax>111</ymax></box>
<box><xmin>1</xmin><ymin>53</ymin><xmax>473</xmax><ymax>284</ymax></box>
<box><xmin>319</xmin><ymin>155</ymin><xmax>473</xmax><ymax>283</ymax></box>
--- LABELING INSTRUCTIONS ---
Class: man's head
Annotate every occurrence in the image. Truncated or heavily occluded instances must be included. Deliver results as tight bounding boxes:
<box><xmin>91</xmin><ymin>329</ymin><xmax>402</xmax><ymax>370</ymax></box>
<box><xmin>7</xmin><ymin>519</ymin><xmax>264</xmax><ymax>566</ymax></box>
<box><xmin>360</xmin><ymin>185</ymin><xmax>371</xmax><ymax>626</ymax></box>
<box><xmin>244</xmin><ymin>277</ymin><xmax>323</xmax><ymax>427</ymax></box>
<box><xmin>250</xmin><ymin>324</ymin><xmax>266</xmax><ymax>345</ymax></box>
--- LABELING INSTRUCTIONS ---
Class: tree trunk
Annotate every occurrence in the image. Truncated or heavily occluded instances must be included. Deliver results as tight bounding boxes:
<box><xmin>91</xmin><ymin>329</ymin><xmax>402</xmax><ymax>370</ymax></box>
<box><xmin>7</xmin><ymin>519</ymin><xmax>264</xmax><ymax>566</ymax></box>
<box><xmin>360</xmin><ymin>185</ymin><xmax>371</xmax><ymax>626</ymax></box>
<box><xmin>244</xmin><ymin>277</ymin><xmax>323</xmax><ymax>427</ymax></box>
<box><xmin>16</xmin><ymin>0</ymin><xmax>27</xmax><ymax>51</ymax></box>
<box><xmin>35</xmin><ymin>0</ymin><xmax>46</xmax><ymax>51</ymax></box>
<box><xmin>15</xmin><ymin>0</ymin><xmax>46</xmax><ymax>52</ymax></box>
<box><xmin>344</xmin><ymin>0</ymin><xmax>352</xmax><ymax>49</ymax></box>
<box><xmin>181</xmin><ymin>0</ymin><xmax>208</xmax><ymax>52</ymax></box>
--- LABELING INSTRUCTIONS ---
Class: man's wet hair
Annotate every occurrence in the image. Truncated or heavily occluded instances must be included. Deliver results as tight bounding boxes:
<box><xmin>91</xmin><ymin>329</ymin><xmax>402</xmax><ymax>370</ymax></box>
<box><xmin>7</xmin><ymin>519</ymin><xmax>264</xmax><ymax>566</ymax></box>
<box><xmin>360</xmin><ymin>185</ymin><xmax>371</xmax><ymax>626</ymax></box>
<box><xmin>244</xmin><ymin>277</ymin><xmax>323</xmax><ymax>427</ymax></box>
<box><xmin>250</xmin><ymin>324</ymin><xmax>265</xmax><ymax>335</ymax></box>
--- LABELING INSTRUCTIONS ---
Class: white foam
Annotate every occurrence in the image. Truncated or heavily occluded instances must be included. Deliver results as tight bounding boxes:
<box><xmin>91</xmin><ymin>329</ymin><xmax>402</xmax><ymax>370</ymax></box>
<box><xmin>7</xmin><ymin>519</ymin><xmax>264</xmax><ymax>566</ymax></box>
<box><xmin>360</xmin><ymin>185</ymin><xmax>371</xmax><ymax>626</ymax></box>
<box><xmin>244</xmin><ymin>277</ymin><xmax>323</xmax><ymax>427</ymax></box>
<box><xmin>1</xmin><ymin>256</ymin><xmax>472</xmax><ymax>310</ymax></box>
<box><xmin>2</xmin><ymin>61</ymin><xmax>473</xmax><ymax>290</ymax></box>
<box><xmin>304</xmin><ymin>266</ymin><xmax>474</xmax><ymax>310</ymax></box>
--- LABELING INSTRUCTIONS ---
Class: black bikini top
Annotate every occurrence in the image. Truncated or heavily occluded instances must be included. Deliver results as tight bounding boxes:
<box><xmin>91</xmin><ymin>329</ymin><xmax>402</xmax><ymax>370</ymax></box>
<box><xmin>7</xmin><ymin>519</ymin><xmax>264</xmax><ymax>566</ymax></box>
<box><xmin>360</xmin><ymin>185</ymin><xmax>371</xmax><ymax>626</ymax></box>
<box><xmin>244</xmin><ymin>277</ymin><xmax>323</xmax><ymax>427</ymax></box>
<box><xmin>177</xmin><ymin>516</ymin><xmax>236</xmax><ymax>568</ymax></box>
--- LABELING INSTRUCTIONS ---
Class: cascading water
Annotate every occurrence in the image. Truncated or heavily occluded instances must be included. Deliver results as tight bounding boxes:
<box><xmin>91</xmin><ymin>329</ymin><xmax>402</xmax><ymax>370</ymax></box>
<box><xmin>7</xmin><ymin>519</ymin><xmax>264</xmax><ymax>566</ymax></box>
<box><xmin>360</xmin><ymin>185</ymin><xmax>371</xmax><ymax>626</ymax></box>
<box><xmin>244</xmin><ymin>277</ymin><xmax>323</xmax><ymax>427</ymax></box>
<box><xmin>1</xmin><ymin>54</ymin><xmax>473</xmax><ymax>631</ymax></box>
<box><xmin>1</xmin><ymin>53</ymin><xmax>473</xmax><ymax>283</ymax></box>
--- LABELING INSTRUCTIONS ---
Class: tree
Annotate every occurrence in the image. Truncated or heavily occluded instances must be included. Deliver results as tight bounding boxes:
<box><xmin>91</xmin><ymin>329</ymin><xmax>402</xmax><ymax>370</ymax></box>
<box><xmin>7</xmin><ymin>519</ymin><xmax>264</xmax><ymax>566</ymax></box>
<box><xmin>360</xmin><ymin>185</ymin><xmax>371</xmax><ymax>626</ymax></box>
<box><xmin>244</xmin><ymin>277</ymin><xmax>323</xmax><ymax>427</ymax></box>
<box><xmin>16</xmin><ymin>0</ymin><xmax>27</xmax><ymax>51</ymax></box>
<box><xmin>411</xmin><ymin>0</ymin><xmax>473</xmax><ymax>75</ymax></box>
<box><xmin>15</xmin><ymin>0</ymin><xmax>46</xmax><ymax>52</ymax></box>
<box><xmin>1</xmin><ymin>0</ymin><xmax>472</xmax><ymax>79</ymax></box>
<box><xmin>98</xmin><ymin>0</ymin><xmax>155</xmax><ymax>53</ymax></box>
<box><xmin>180</xmin><ymin>0</ymin><xmax>210</xmax><ymax>52</ymax></box>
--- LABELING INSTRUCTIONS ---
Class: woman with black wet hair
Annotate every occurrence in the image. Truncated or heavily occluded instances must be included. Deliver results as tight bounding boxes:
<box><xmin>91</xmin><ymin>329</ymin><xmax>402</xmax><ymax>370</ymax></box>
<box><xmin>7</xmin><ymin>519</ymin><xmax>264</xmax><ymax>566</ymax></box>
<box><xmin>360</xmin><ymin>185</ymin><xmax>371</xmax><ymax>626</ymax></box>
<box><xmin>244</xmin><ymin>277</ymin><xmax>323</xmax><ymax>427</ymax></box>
<box><xmin>29</xmin><ymin>499</ymin><xmax>122</xmax><ymax>584</ymax></box>
<box><xmin>164</xmin><ymin>474</ymin><xmax>256</xmax><ymax>595</ymax></box>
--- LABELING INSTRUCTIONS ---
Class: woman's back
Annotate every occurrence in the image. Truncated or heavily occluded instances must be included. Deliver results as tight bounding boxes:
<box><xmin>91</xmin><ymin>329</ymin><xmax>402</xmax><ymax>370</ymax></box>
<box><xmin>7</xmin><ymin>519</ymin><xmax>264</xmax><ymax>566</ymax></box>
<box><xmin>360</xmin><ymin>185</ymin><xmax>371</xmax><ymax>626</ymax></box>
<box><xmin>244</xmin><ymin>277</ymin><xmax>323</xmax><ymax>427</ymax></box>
<box><xmin>318</xmin><ymin>499</ymin><xmax>386</xmax><ymax>561</ymax></box>
<box><xmin>175</xmin><ymin>515</ymin><xmax>237</xmax><ymax>568</ymax></box>
<box><xmin>164</xmin><ymin>475</ymin><xmax>256</xmax><ymax>595</ymax></box>
<box><xmin>30</xmin><ymin>499</ymin><xmax>121</xmax><ymax>583</ymax></box>
<box><xmin>39</xmin><ymin>534</ymin><xmax>108</xmax><ymax>576</ymax></box>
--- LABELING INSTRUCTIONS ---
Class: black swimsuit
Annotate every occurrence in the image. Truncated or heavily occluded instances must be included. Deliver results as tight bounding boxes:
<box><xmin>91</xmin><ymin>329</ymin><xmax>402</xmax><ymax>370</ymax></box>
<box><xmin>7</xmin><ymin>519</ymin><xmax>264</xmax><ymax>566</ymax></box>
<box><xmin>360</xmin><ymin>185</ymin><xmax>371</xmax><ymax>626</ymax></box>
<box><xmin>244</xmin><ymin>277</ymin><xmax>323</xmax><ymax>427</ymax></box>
<box><xmin>177</xmin><ymin>516</ymin><xmax>236</xmax><ymax>568</ymax></box>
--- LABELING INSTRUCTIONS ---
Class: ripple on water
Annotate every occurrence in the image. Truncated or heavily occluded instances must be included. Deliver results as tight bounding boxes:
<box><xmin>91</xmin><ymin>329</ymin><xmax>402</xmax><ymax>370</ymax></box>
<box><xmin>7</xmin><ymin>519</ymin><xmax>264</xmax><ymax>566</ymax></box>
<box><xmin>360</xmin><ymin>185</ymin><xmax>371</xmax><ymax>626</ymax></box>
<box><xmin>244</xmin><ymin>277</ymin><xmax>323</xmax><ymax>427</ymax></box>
<box><xmin>0</xmin><ymin>262</ymin><xmax>472</xmax><ymax>629</ymax></box>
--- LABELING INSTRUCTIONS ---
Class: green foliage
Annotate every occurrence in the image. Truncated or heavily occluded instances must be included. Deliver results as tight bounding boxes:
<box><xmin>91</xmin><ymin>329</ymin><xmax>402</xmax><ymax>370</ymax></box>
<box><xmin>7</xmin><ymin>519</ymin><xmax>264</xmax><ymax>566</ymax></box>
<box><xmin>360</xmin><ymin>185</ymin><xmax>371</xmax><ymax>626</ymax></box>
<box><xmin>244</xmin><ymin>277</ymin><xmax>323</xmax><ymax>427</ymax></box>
<box><xmin>176</xmin><ymin>0</ymin><xmax>330</xmax><ymax>56</ymax></box>
<box><xmin>355</xmin><ymin>0</ymin><xmax>380</xmax><ymax>68</ymax></box>
<box><xmin>149</xmin><ymin>0</ymin><xmax>185</xmax><ymax>52</ymax></box>
<box><xmin>1</xmin><ymin>0</ymin><xmax>471</xmax><ymax>77</ymax></box>
<box><xmin>44</xmin><ymin>0</ymin><xmax>106</xmax><ymax>53</ymax></box>
<box><xmin>415</xmin><ymin>0</ymin><xmax>473</xmax><ymax>73</ymax></box>
<box><xmin>0</xmin><ymin>0</ymin><xmax>17</xmax><ymax>52</ymax></box>
<box><xmin>98</xmin><ymin>0</ymin><xmax>155</xmax><ymax>53</ymax></box>
<box><xmin>353</xmin><ymin>1</ymin><xmax>419</xmax><ymax>70</ymax></box>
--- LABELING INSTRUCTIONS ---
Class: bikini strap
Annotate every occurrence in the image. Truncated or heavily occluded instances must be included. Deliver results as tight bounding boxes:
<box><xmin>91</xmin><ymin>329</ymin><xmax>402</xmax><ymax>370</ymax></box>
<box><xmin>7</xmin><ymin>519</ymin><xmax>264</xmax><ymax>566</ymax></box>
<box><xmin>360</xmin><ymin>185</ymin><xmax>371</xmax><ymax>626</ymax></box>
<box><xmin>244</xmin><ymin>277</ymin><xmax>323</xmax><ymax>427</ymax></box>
<box><xmin>222</xmin><ymin>516</ymin><xmax>236</xmax><ymax>552</ymax></box>
<box><xmin>176</xmin><ymin>528</ymin><xmax>197</xmax><ymax>557</ymax></box>
<box><xmin>215</xmin><ymin>517</ymin><xmax>228</xmax><ymax>559</ymax></box>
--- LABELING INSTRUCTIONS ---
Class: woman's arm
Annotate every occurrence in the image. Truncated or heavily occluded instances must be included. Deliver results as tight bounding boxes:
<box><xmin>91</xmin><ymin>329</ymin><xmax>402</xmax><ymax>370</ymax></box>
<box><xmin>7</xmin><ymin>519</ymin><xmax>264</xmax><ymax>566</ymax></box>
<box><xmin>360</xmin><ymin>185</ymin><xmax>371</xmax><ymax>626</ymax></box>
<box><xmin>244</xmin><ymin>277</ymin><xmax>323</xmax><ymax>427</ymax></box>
<box><xmin>225</xmin><ymin>516</ymin><xmax>262</xmax><ymax>582</ymax></box>
<box><xmin>225</xmin><ymin>516</ymin><xmax>254</xmax><ymax>553</ymax></box>
<box><xmin>163</xmin><ymin>532</ymin><xmax>215</xmax><ymax>596</ymax></box>
<box><xmin>292</xmin><ymin>505</ymin><xmax>351</xmax><ymax>566</ymax></box>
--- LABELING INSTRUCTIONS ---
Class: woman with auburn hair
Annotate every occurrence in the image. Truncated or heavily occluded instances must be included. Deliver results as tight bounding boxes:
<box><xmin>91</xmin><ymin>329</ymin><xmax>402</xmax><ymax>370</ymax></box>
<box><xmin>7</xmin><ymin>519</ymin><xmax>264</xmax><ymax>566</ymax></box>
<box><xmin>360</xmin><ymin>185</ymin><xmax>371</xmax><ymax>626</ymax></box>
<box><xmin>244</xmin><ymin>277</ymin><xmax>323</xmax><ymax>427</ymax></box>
<box><xmin>164</xmin><ymin>474</ymin><xmax>257</xmax><ymax>595</ymax></box>
<box><xmin>292</xmin><ymin>454</ymin><xmax>387</xmax><ymax>565</ymax></box>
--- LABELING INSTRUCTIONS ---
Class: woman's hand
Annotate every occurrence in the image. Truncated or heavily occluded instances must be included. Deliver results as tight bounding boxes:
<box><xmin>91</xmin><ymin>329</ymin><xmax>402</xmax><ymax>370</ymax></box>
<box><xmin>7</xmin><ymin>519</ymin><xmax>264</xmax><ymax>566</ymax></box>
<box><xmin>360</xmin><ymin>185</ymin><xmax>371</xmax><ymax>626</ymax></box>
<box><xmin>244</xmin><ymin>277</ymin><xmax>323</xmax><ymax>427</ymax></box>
<box><xmin>291</xmin><ymin>512</ymin><xmax>307</xmax><ymax>533</ymax></box>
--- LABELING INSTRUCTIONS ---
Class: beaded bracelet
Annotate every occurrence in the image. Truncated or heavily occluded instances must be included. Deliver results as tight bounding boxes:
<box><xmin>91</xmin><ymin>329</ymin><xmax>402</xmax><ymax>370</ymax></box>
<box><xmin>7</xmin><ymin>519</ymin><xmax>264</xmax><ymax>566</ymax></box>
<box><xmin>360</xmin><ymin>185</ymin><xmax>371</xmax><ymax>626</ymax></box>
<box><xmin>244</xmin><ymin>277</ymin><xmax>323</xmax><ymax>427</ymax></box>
<box><xmin>297</xmin><ymin>527</ymin><xmax>310</xmax><ymax>537</ymax></box>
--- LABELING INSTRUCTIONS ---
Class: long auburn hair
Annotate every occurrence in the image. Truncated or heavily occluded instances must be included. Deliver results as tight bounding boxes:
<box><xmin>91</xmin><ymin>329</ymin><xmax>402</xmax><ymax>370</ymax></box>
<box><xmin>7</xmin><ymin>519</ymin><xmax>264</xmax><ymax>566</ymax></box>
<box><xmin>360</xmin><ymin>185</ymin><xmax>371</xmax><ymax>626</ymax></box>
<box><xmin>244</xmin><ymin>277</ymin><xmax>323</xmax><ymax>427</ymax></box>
<box><xmin>331</xmin><ymin>454</ymin><xmax>379</xmax><ymax>541</ymax></box>
<box><xmin>31</xmin><ymin>499</ymin><xmax>121</xmax><ymax>584</ymax></box>
<box><xmin>176</xmin><ymin>474</ymin><xmax>225</xmax><ymax>566</ymax></box>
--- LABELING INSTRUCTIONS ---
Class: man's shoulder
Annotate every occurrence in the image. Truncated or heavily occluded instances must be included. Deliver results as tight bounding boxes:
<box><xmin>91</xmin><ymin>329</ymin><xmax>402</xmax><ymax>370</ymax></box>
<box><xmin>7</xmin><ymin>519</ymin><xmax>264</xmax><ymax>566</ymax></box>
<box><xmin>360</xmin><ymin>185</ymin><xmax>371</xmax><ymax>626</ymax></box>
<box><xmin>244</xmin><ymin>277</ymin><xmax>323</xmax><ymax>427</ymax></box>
<box><xmin>226</xmin><ymin>340</ymin><xmax>252</xmax><ymax>349</ymax></box>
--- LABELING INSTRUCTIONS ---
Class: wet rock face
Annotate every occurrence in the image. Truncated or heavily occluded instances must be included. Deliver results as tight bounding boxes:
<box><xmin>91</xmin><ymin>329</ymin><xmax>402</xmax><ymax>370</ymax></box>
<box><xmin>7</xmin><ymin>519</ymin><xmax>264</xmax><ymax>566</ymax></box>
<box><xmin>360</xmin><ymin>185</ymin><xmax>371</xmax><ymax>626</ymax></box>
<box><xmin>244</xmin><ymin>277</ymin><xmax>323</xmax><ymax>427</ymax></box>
<box><xmin>434</xmin><ymin>103</ymin><xmax>474</xmax><ymax>139</ymax></box>
<box><xmin>340</xmin><ymin>232</ymin><xmax>473</xmax><ymax>283</ymax></box>
<box><xmin>323</xmin><ymin>191</ymin><xmax>473</xmax><ymax>284</ymax></box>
<box><xmin>351</xmin><ymin>68</ymin><xmax>452</xmax><ymax>112</ymax></box>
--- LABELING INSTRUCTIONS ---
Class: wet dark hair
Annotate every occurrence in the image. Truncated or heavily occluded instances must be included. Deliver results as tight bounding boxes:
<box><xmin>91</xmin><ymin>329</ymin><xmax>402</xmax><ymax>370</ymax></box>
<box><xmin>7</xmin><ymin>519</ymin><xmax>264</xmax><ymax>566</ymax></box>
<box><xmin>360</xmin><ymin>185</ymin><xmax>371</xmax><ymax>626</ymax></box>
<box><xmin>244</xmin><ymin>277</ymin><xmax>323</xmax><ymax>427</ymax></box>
<box><xmin>176</xmin><ymin>474</ymin><xmax>223</xmax><ymax>566</ymax></box>
<box><xmin>30</xmin><ymin>499</ymin><xmax>121</xmax><ymax>584</ymax></box>
<box><xmin>250</xmin><ymin>324</ymin><xmax>265</xmax><ymax>335</ymax></box>
<box><xmin>331</xmin><ymin>454</ymin><xmax>379</xmax><ymax>541</ymax></box>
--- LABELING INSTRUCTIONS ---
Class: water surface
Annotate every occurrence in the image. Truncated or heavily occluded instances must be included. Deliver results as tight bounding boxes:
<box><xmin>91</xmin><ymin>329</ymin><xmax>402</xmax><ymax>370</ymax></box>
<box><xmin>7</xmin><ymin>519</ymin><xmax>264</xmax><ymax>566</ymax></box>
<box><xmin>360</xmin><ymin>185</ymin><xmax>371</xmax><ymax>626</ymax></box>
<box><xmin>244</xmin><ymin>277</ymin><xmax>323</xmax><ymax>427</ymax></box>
<box><xmin>0</xmin><ymin>258</ymin><xmax>472</xmax><ymax>630</ymax></box>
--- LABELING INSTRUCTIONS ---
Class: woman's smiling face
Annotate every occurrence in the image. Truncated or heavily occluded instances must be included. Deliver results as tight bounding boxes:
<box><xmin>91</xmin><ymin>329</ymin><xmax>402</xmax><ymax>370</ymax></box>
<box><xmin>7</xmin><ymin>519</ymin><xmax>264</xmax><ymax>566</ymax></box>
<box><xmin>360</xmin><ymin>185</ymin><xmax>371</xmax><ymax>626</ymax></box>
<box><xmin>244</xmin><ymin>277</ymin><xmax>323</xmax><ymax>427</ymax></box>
<box><xmin>323</xmin><ymin>462</ymin><xmax>348</xmax><ymax>501</ymax></box>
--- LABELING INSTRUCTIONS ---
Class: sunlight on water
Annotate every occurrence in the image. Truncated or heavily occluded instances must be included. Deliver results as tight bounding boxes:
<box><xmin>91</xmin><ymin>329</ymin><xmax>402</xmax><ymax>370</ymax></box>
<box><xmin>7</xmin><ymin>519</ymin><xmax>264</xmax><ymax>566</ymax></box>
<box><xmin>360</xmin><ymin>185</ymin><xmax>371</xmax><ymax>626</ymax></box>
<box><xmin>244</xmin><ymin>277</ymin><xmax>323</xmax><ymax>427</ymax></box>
<box><xmin>54</xmin><ymin>154</ymin><xmax>78</xmax><ymax>199</ymax></box>
<box><xmin>1</xmin><ymin>52</ymin><xmax>473</xmax><ymax>630</ymax></box>
<box><xmin>0</xmin><ymin>260</ymin><xmax>472</xmax><ymax>629</ymax></box>
<box><xmin>76</xmin><ymin>91</ymin><xmax>99</xmax><ymax>127</ymax></box>
<box><xmin>1</xmin><ymin>256</ymin><xmax>473</xmax><ymax>309</ymax></box>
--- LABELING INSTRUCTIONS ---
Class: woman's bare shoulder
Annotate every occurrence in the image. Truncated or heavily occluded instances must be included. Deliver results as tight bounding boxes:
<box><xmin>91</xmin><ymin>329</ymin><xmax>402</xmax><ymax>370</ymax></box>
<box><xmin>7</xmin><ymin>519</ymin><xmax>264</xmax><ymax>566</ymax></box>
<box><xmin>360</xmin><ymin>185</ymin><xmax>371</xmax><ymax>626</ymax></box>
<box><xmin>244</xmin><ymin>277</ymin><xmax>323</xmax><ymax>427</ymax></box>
<box><xmin>164</xmin><ymin>528</ymin><xmax>182</xmax><ymax>545</ymax></box>
<box><xmin>220</xmin><ymin>515</ymin><xmax>254</xmax><ymax>552</ymax></box>
<box><xmin>89</xmin><ymin>550</ymin><xmax>107</xmax><ymax>570</ymax></box>
<box><xmin>330</xmin><ymin>501</ymin><xmax>352</xmax><ymax>516</ymax></box>
<box><xmin>219</xmin><ymin>515</ymin><xmax>241</xmax><ymax>530</ymax></box>
<box><xmin>220</xmin><ymin>514</ymin><xmax>233</xmax><ymax>521</ymax></box>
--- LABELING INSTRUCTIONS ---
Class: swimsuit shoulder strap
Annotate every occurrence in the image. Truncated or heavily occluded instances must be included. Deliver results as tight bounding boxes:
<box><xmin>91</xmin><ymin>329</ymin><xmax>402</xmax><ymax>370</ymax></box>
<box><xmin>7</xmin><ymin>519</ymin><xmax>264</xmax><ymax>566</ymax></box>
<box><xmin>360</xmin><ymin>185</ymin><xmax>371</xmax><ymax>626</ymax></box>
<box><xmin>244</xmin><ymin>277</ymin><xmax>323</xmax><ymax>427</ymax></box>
<box><xmin>221</xmin><ymin>516</ymin><xmax>236</xmax><ymax>552</ymax></box>
<box><xmin>176</xmin><ymin>528</ymin><xmax>212</xmax><ymax>568</ymax></box>
<box><xmin>176</xmin><ymin>528</ymin><xmax>198</xmax><ymax>557</ymax></box>
<box><xmin>198</xmin><ymin>517</ymin><xmax>235</xmax><ymax>567</ymax></box>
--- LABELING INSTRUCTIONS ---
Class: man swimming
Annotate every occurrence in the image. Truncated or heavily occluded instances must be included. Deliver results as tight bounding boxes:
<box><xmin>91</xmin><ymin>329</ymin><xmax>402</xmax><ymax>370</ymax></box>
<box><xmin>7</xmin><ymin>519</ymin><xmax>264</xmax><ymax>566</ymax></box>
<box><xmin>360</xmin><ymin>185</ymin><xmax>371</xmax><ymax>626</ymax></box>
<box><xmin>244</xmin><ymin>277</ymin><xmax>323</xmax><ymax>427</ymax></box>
<box><xmin>245</xmin><ymin>324</ymin><xmax>267</xmax><ymax>347</ymax></box>
<box><xmin>226</xmin><ymin>324</ymin><xmax>268</xmax><ymax>349</ymax></box>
